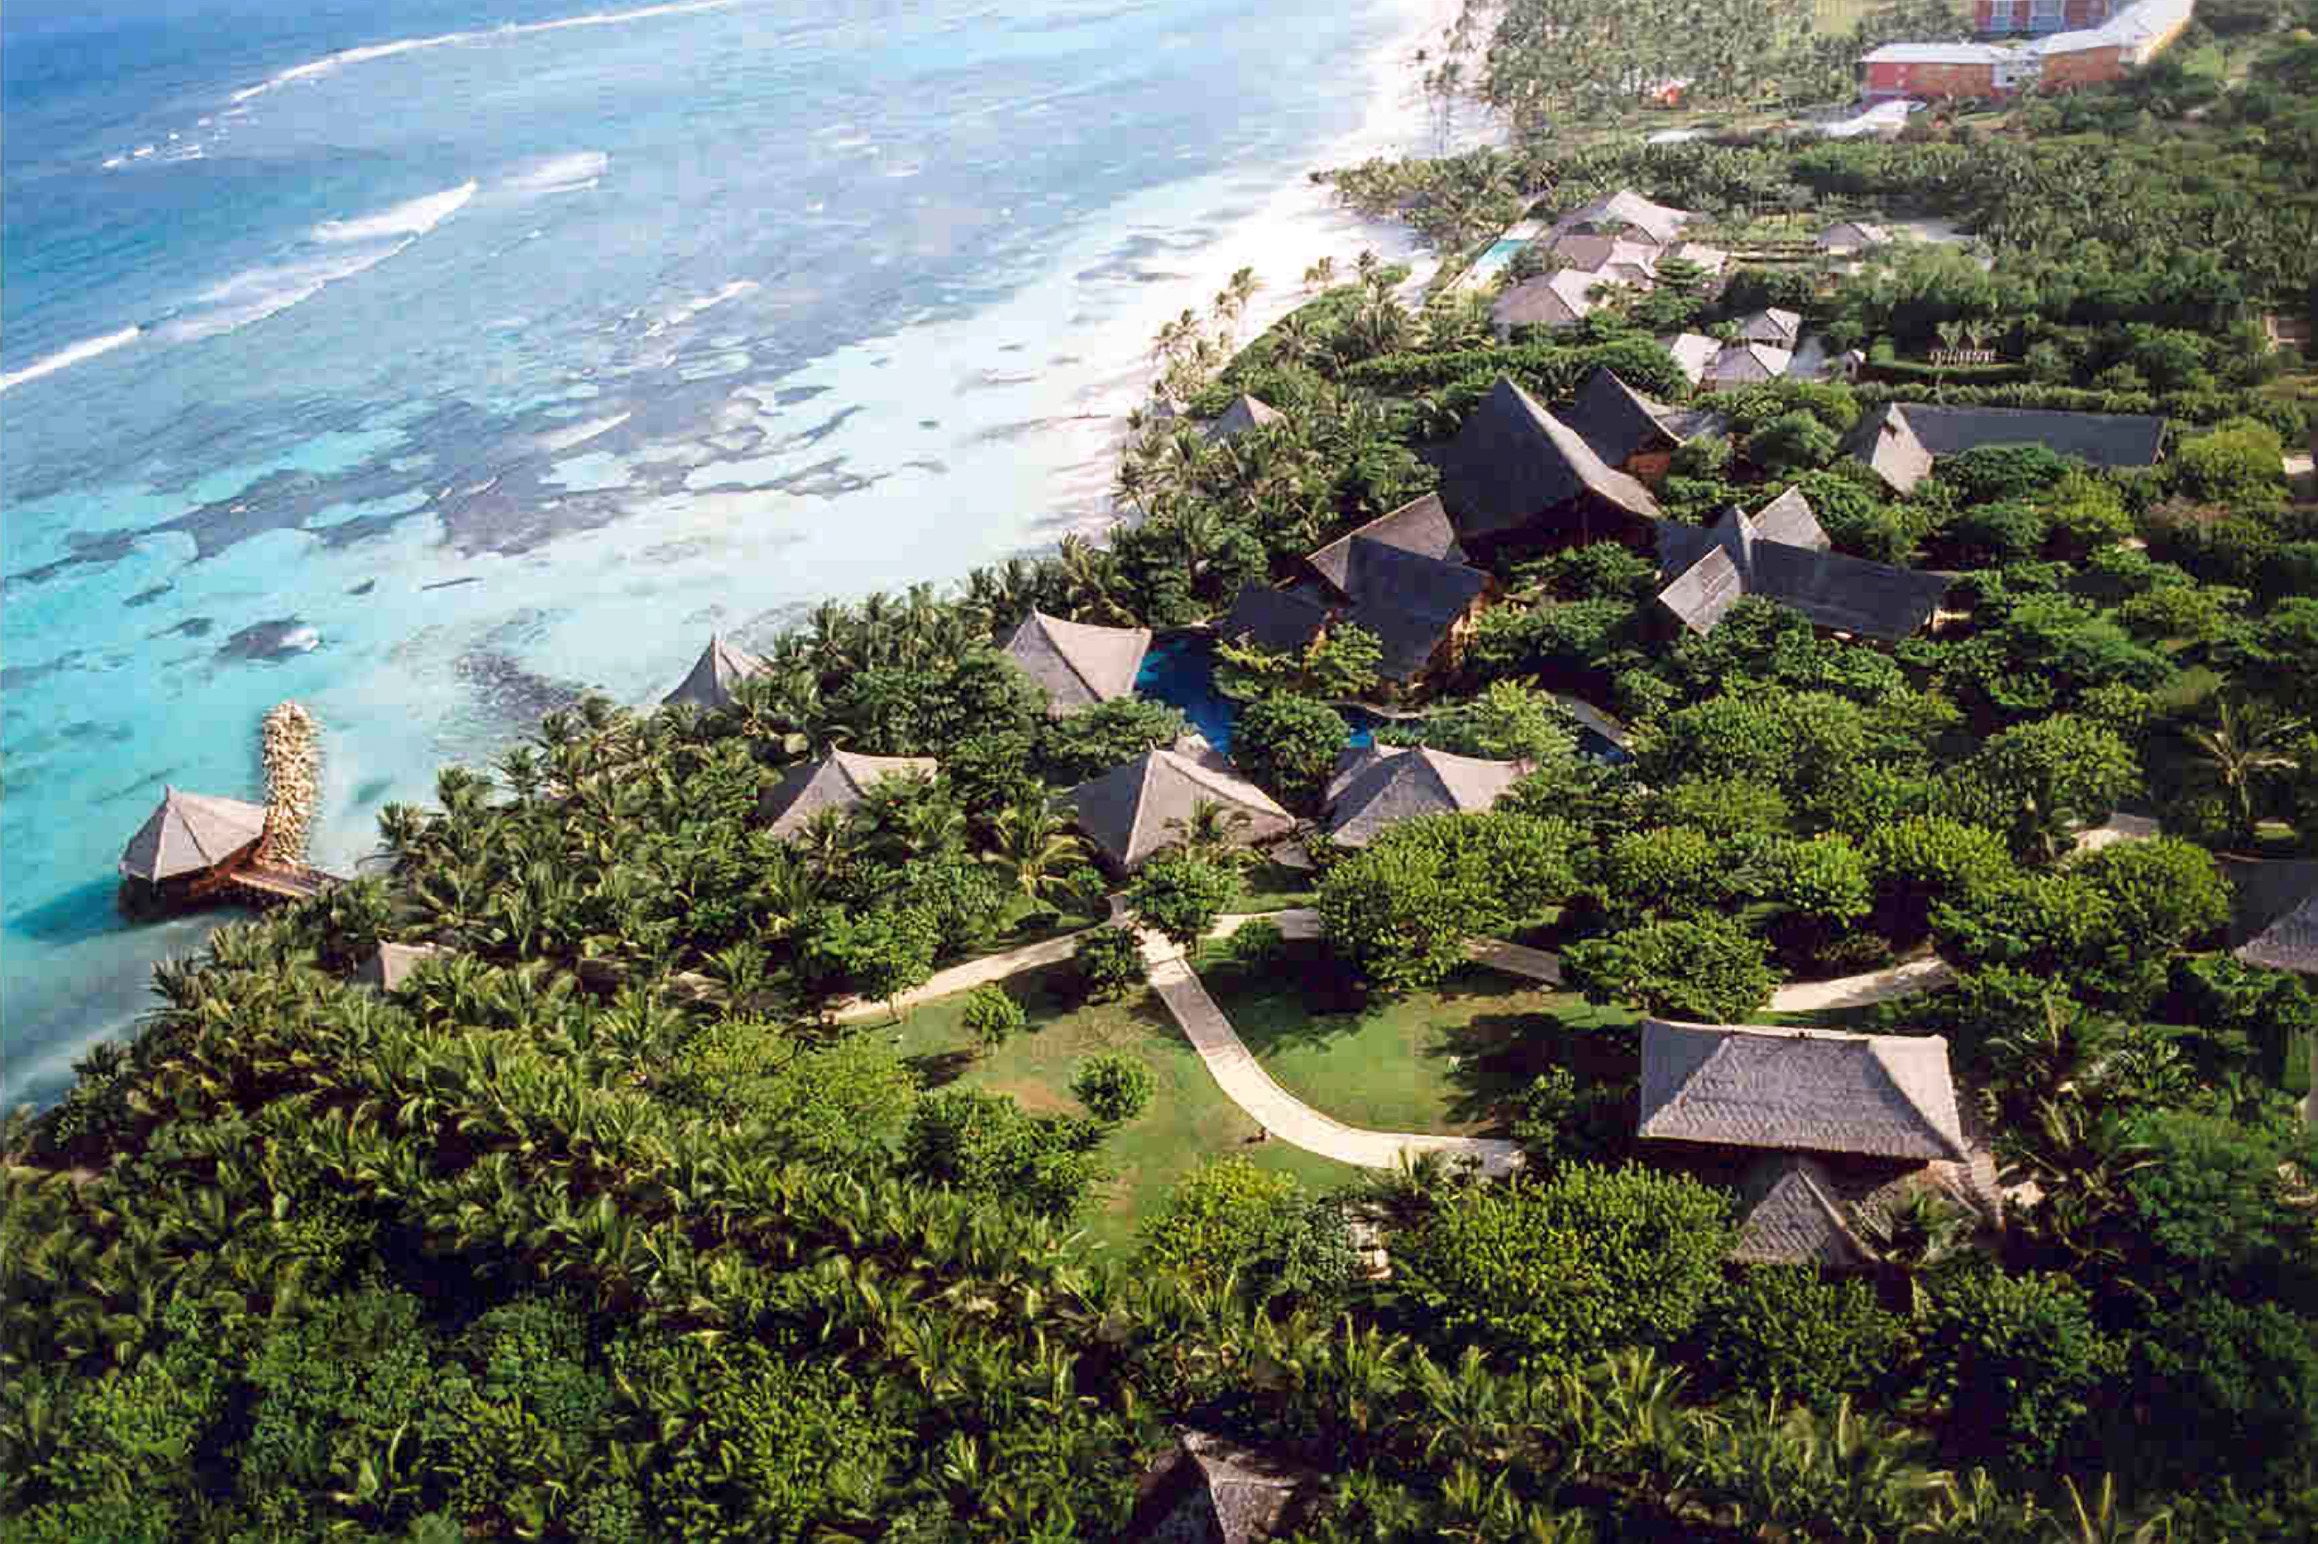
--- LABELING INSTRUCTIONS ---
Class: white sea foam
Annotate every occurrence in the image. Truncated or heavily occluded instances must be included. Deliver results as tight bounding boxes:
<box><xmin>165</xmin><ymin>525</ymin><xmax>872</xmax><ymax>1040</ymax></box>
<box><xmin>504</xmin><ymin>151</ymin><xmax>610</xmax><ymax>194</ymax></box>
<box><xmin>313</xmin><ymin>181</ymin><xmax>478</xmax><ymax>243</ymax></box>
<box><xmin>644</xmin><ymin>280</ymin><xmax>759</xmax><ymax>336</ymax></box>
<box><xmin>536</xmin><ymin>411</ymin><xmax>632</xmax><ymax>453</ymax></box>
<box><xmin>228</xmin><ymin>0</ymin><xmax>739</xmax><ymax>103</ymax></box>
<box><xmin>0</xmin><ymin>326</ymin><xmax>143</xmax><ymax>394</ymax></box>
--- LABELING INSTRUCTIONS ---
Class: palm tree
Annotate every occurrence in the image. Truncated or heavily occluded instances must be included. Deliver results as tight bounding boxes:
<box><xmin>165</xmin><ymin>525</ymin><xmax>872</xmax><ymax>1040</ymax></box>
<box><xmin>1163</xmin><ymin>798</ymin><xmax>1256</xmax><ymax>870</ymax></box>
<box><xmin>1302</xmin><ymin>255</ymin><xmax>1337</xmax><ymax>292</ymax></box>
<box><xmin>982</xmin><ymin>797</ymin><xmax>1089</xmax><ymax>914</ymax></box>
<box><xmin>2180</xmin><ymin>696</ymin><xmax>2306</xmax><ymax>847</ymax></box>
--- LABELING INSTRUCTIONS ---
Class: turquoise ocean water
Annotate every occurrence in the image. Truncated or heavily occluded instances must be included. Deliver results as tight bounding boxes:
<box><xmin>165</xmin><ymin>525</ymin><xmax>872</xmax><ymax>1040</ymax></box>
<box><xmin>1</xmin><ymin>0</ymin><xmax>1461</xmax><ymax>1106</ymax></box>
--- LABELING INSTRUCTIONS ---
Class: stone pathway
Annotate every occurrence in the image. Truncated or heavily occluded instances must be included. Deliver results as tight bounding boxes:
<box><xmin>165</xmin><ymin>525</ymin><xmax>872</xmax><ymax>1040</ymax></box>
<box><xmin>1768</xmin><ymin>957</ymin><xmax>1957</xmax><ymax>1012</ymax></box>
<box><xmin>829</xmin><ymin>928</ymin><xmax>1093</xmax><ymax>1023</ymax></box>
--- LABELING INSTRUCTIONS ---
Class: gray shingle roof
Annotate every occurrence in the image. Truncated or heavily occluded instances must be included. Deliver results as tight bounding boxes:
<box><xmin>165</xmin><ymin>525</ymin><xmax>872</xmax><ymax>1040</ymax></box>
<box><xmin>663</xmin><ymin>634</ymin><xmax>766</xmax><ymax>712</ymax></box>
<box><xmin>1218</xmin><ymin>582</ymin><xmax>1330</xmax><ymax>656</ymax></box>
<box><xmin>2238</xmin><ymin>890</ymin><xmax>2318</xmax><ymax>975</ymax></box>
<box><xmin>1004</xmin><ymin>611</ymin><xmax>1152</xmax><ymax>713</ymax></box>
<box><xmin>1730</xmin><ymin>1154</ymin><xmax>1879</xmax><ymax>1269</ymax></box>
<box><xmin>1306</xmin><ymin>494</ymin><xmax>1464</xmax><ymax>596</ymax></box>
<box><xmin>1703</xmin><ymin>341</ymin><xmax>1793</xmax><ymax>386</ymax></box>
<box><xmin>1207</xmin><ymin>394</ymin><xmax>1285</xmax><ymax>443</ymax></box>
<box><xmin>1660</xmin><ymin>333</ymin><xmax>1720</xmax><ymax>386</ymax></box>
<box><xmin>1437</xmin><ymin>377</ymin><xmax>1662</xmax><ymax>544</ymax></box>
<box><xmin>1126</xmin><ymin>1431</ymin><xmax>1317</xmax><ymax>1544</ymax></box>
<box><xmin>1338</xmin><ymin>538</ymin><xmax>1490</xmax><ymax>682</ymax></box>
<box><xmin>763</xmin><ymin>750</ymin><xmax>939</xmax><ymax>838</ymax></box>
<box><xmin>119</xmin><ymin>787</ymin><xmax>269</xmax><ymax>881</ymax></box>
<box><xmin>1818</xmin><ymin>220</ymin><xmax>1894</xmax><ymax>252</ymax></box>
<box><xmin>1490</xmin><ymin>270</ymin><xmax>1598</xmax><ymax>332</ymax></box>
<box><xmin>1067</xmin><ymin>748</ymin><xmax>1294</xmax><ymax>871</ymax></box>
<box><xmin>1553</xmin><ymin>188</ymin><xmax>1693</xmax><ymax>246</ymax></box>
<box><xmin>1892</xmin><ymin>403</ymin><xmax>2168</xmax><ymax>467</ymax></box>
<box><xmin>1563</xmin><ymin>366</ymin><xmax>1685</xmax><ymax>469</ymax></box>
<box><xmin>1655</xmin><ymin>497</ymin><xmax>1942</xmax><ymax>640</ymax></box>
<box><xmin>1639</xmin><ymin>1018</ymin><xmax>1969</xmax><ymax>1162</ymax></box>
<box><xmin>1844</xmin><ymin>403</ymin><xmax>1938</xmax><ymax>494</ymax></box>
<box><xmin>1737</xmin><ymin>308</ymin><xmax>1803</xmax><ymax>346</ymax></box>
<box><xmin>1324</xmin><ymin>746</ymin><xmax>1527</xmax><ymax>847</ymax></box>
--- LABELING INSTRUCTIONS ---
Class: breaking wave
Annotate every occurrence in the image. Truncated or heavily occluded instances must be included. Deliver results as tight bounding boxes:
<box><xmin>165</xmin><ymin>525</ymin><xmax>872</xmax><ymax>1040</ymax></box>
<box><xmin>0</xmin><ymin>327</ymin><xmax>143</xmax><ymax>394</ymax></box>
<box><xmin>504</xmin><ymin>151</ymin><xmax>610</xmax><ymax>195</ymax></box>
<box><xmin>313</xmin><ymin>181</ymin><xmax>478</xmax><ymax>243</ymax></box>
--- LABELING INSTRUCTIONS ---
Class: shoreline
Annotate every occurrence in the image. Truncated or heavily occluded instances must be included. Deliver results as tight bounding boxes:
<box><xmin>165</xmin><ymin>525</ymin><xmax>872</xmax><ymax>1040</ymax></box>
<box><xmin>1</xmin><ymin>0</ymin><xmax>1483</xmax><ymax>1114</ymax></box>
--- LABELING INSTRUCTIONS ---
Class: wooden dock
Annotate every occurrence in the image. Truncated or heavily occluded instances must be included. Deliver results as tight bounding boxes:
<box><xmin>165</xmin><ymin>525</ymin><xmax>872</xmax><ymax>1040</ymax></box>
<box><xmin>228</xmin><ymin>861</ymin><xmax>342</xmax><ymax>904</ymax></box>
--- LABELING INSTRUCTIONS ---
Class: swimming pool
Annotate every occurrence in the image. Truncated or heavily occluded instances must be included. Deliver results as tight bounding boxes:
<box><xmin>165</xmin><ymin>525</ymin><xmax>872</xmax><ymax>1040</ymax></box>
<box><xmin>1134</xmin><ymin>634</ymin><xmax>1623</xmax><ymax>761</ymax></box>
<box><xmin>1464</xmin><ymin>236</ymin><xmax>1530</xmax><ymax>285</ymax></box>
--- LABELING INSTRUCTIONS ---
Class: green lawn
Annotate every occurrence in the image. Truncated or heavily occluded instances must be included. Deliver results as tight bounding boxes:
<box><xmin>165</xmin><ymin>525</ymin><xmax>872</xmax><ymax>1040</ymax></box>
<box><xmin>1196</xmin><ymin>941</ymin><xmax>1638</xmax><ymax>1137</ymax></box>
<box><xmin>885</xmin><ymin>963</ymin><xmax>1352</xmax><ymax>1249</ymax></box>
<box><xmin>1234</xmin><ymin>859</ymin><xmax>1317</xmax><ymax>914</ymax></box>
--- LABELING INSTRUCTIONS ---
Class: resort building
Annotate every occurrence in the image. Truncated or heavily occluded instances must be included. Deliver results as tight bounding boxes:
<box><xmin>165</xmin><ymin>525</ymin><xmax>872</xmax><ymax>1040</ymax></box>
<box><xmin>1976</xmin><ymin>0</ymin><xmax>2118</xmax><ymax>33</ymax></box>
<box><xmin>1306</xmin><ymin>493</ymin><xmax>1466</xmax><ymax>595</ymax></box>
<box><xmin>1217</xmin><ymin>582</ymin><xmax>1332</xmax><ymax>657</ymax></box>
<box><xmin>1638</xmin><ymin>1018</ymin><xmax>1988</xmax><ymax>1268</ymax></box>
<box><xmin>1654</xmin><ymin>494</ymin><xmax>1952</xmax><ymax>640</ymax></box>
<box><xmin>119</xmin><ymin>787</ymin><xmax>270</xmax><ymax>902</ymax></box>
<box><xmin>762</xmin><ymin>750</ymin><xmax>939</xmax><ymax>838</ymax></box>
<box><xmin>1124</xmin><ymin>1430</ymin><xmax>1318</xmax><ymax>1544</ymax></box>
<box><xmin>1818</xmin><ymin>220</ymin><xmax>1896</xmax><ymax>256</ymax></box>
<box><xmin>1658</xmin><ymin>240</ymin><xmax>1732</xmax><ymax>279</ymax></box>
<box><xmin>2230</xmin><ymin>863</ymin><xmax>2318</xmax><ymax>1124</ymax></box>
<box><xmin>1066</xmin><ymin>741</ymin><xmax>1294</xmax><ymax>872</ymax></box>
<box><xmin>1206</xmin><ymin>393</ymin><xmax>1286</xmax><ymax>443</ymax></box>
<box><xmin>1736</xmin><ymin>309</ymin><xmax>1804</xmax><ymax>348</ymax></box>
<box><xmin>1550</xmin><ymin>189</ymin><xmax>1694</xmax><ymax>248</ymax></box>
<box><xmin>1436</xmin><ymin>376</ymin><xmax>1663</xmax><ymax>552</ymax></box>
<box><xmin>1004</xmin><ymin>610</ymin><xmax>1153</xmax><ymax>714</ymax></box>
<box><xmin>1488</xmin><ymin>269</ymin><xmax>1602</xmax><ymax>339</ymax></box>
<box><xmin>664</xmin><ymin>633</ymin><xmax>766</xmax><ymax>713</ymax></box>
<box><xmin>1700</xmin><ymin>340</ymin><xmax>1797</xmax><ymax>390</ymax></box>
<box><xmin>1324</xmin><ymin>746</ymin><xmax>1529</xmax><ymax>848</ymax></box>
<box><xmin>1659</xmin><ymin>333</ymin><xmax>1723</xmax><ymax>388</ymax></box>
<box><xmin>1561</xmin><ymin>366</ymin><xmax>1714</xmax><ymax>485</ymax></box>
<box><xmin>1843</xmin><ymin>401</ymin><xmax>2167</xmax><ymax>493</ymax></box>
<box><xmin>1862</xmin><ymin>0</ymin><xmax>2194</xmax><ymax>98</ymax></box>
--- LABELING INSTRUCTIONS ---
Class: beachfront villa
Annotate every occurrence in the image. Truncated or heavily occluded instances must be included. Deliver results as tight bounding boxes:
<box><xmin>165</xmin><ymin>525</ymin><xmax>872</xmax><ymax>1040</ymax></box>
<box><xmin>1436</xmin><ymin>377</ymin><xmax>1663</xmax><ymax>553</ymax></box>
<box><xmin>664</xmin><ymin>633</ymin><xmax>767</xmax><ymax>713</ymax></box>
<box><xmin>1638</xmin><ymin>1018</ymin><xmax>1989</xmax><ymax>1268</ymax></box>
<box><xmin>762</xmin><ymin>749</ymin><xmax>940</xmax><ymax>839</ymax></box>
<box><xmin>1654</xmin><ymin>493</ymin><xmax>1952</xmax><ymax>641</ymax></box>
<box><xmin>1550</xmin><ymin>189</ymin><xmax>1694</xmax><ymax>248</ymax></box>
<box><xmin>1489</xmin><ymin>269</ymin><xmax>1603</xmax><ymax>339</ymax></box>
<box><xmin>1005</xmin><ymin>610</ymin><xmax>1153</xmax><ymax>714</ymax></box>
<box><xmin>1065</xmin><ymin>739</ymin><xmax>1294</xmax><ymax>873</ymax></box>
<box><xmin>1561</xmin><ymin>366</ymin><xmax>1715</xmax><ymax>486</ymax></box>
<box><xmin>119</xmin><ymin>787</ymin><xmax>271</xmax><ymax>904</ymax></box>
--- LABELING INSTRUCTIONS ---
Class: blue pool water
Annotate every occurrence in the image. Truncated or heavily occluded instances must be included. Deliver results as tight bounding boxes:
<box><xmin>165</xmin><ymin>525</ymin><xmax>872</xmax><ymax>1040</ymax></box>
<box><xmin>1466</xmin><ymin>236</ymin><xmax>1530</xmax><ymax>283</ymax></box>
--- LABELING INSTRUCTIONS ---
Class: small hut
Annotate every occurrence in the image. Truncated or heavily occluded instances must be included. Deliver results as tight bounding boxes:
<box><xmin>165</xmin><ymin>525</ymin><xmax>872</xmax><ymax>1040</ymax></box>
<box><xmin>1122</xmin><ymin>1430</ymin><xmax>1320</xmax><ymax>1544</ymax></box>
<box><xmin>1003</xmin><ymin>611</ymin><xmax>1152</xmax><ymax>715</ymax></box>
<box><xmin>118</xmin><ymin>787</ymin><xmax>269</xmax><ymax>906</ymax></box>
<box><xmin>664</xmin><ymin>634</ymin><xmax>767</xmax><ymax>713</ymax></box>
<box><xmin>762</xmin><ymin>750</ymin><xmax>940</xmax><ymax>838</ymax></box>
<box><xmin>1066</xmin><ymin>743</ymin><xmax>1293</xmax><ymax>873</ymax></box>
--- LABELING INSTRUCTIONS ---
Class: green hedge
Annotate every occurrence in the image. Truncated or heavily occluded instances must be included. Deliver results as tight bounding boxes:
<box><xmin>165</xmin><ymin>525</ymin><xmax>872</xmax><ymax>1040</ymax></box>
<box><xmin>1343</xmin><ymin>337</ymin><xmax>1693</xmax><ymax>401</ymax></box>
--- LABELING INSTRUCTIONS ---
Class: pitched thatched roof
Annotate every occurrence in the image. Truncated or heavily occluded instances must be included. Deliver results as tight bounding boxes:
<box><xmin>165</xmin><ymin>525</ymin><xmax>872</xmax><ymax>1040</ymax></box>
<box><xmin>120</xmin><ymin>787</ymin><xmax>268</xmax><ymax>882</ymax></box>
<box><xmin>1490</xmin><ymin>269</ymin><xmax>1599</xmax><ymax>332</ymax></box>
<box><xmin>1306</xmin><ymin>494</ymin><xmax>1464</xmax><ymax>596</ymax></box>
<box><xmin>1004</xmin><ymin>611</ymin><xmax>1152</xmax><ymax>714</ymax></box>
<box><xmin>1844</xmin><ymin>403</ymin><xmax>1938</xmax><ymax>494</ymax></box>
<box><xmin>1553</xmin><ymin>188</ymin><xmax>1692</xmax><ymax>246</ymax></box>
<box><xmin>1661</xmin><ymin>239</ymin><xmax>1730</xmax><ymax>276</ymax></box>
<box><xmin>359</xmin><ymin>942</ymin><xmax>445</xmax><ymax>993</ymax></box>
<box><xmin>1067</xmin><ymin>748</ymin><xmax>1294</xmax><ymax>871</ymax></box>
<box><xmin>2238</xmin><ymin>887</ymin><xmax>2318</xmax><ymax>975</ymax></box>
<box><xmin>1659</xmin><ymin>332</ymin><xmax>1721</xmax><ymax>386</ymax></box>
<box><xmin>1124</xmin><ymin>1430</ymin><xmax>1318</xmax><ymax>1544</ymax></box>
<box><xmin>1563</xmin><ymin>366</ymin><xmax>1687</xmax><ymax>468</ymax></box>
<box><xmin>1703</xmin><ymin>340</ymin><xmax>1793</xmax><ymax>387</ymax></box>
<box><xmin>1730</xmin><ymin>1154</ymin><xmax>1879</xmax><ymax>1269</ymax></box>
<box><xmin>1890</xmin><ymin>403</ymin><xmax>2167</xmax><ymax>467</ymax></box>
<box><xmin>764</xmin><ymin>750</ymin><xmax>939</xmax><ymax>838</ymax></box>
<box><xmin>1207</xmin><ymin>393</ymin><xmax>1285</xmax><ymax>443</ymax></box>
<box><xmin>663</xmin><ymin>634</ymin><xmax>766</xmax><ymax>712</ymax></box>
<box><xmin>1337</xmin><ymin>539</ymin><xmax>1490</xmax><ymax>682</ymax></box>
<box><xmin>1549</xmin><ymin>234</ymin><xmax>1663</xmax><ymax>278</ymax></box>
<box><xmin>1639</xmin><ymin>1018</ymin><xmax>1970</xmax><ymax>1162</ymax></box>
<box><xmin>1654</xmin><ymin>502</ymin><xmax>1946</xmax><ymax>640</ymax></box>
<box><xmin>1218</xmin><ymin>582</ymin><xmax>1330</xmax><ymax>656</ymax></box>
<box><xmin>1818</xmin><ymin>220</ymin><xmax>1894</xmax><ymax>252</ymax></box>
<box><xmin>1736</xmin><ymin>308</ymin><xmax>1803</xmax><ymax>346</ymax></box>
<box><xmin>1325</xmin><ymin>746</ymin><xmax>1527</xmax><ymax>847</ymax></box>
<box><xmin>1436</xmin><ymin>376</ymin><xmax>1661</xmax><ymax>544</ymax></box>
<box><xmin>1751</xmin><ymin>486</ymin><xmax>1831</xmax><ymax>551</ymax></box>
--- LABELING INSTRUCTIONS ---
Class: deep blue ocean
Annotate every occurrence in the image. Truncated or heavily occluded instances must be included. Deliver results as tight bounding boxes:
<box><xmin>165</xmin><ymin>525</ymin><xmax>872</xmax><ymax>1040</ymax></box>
<box><xmin>1</xmin><ymin>0</ymin><xmax>1465</xmax><ymax>1106</ymax></box>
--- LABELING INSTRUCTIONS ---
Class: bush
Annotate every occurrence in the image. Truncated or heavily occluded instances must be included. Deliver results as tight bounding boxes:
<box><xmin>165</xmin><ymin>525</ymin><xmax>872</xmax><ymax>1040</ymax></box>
<box><xmin>2132</xmin><ymin>1298</ymin><xmax>2318</xmax><ymax>1489</ymax></box>
<box><xmin>2170</xmin><ymin>418</ymin><xmax>2287</xmax><ymax>510</ymax></box>
<box><xmin>1913</xmin><ymin>1265</ymin><xmax>2107</xmax><ymax>1465</ymax></box>
<box><xmin>1233</xmin><ymin>694</ymin><xmax>1350</xmax><ymax>809</ymax></box>
<box><xmin>1318</xmin><ymin>811</ymin><xmax>1585</xmax><ymax>990</ymax></box>
<box><xmin>1070</xmin><ymin>1052</ymin><xmax>1156</xmax><ymax>1125</ymax></box>
<box><xmin>902</xmin><ymin>1089</ymin><xmax>1102</xmax><ymax>1217</ymax></box>
<box><xmin>1072</xmin><ymin>925</ymin><xmax>1149</xmax><ymax>1004</ymax></box>
<box><xmin>1125</xmin><ymin>851</ymin><xmax>1240</xmax><ymax>945</ymax></box>
<box><xmin>1563</xmin><ymin>916</ymin><xmax>1773</xmax><ymax>1022</ymax></box>
<box><xmin>1396</xmin><ymin>1165</ymin><xmax>1733</xmax><ymax>1367</ymax></box>
<box><xmin>962</xmin><ymin>985</ymin><xmax>1027</xmax><ymax>1056</ymax></box>
<box><xmin>1225</xmin><ymin>916</ymin><xmax>1285</xmax><ymax>967</ymax></box>
<box><xmin>1697</xmin><ymin>1269</ymin><xmax>1908</xmax><ymax>1410</ymax></box>
<box><xmin>1139</xmin><ymin>1157</ymin><xmax>1356</xmax><ymax>1304</ymax></box>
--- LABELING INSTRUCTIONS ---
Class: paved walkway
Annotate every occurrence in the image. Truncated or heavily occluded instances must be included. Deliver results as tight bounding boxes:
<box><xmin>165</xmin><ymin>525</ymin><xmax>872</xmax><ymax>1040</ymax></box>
<box><xmin>1143</xmin><ymin>940</ymin><xmax>1522</xmax><ymax>1175</ymax></box>
<box><xmin>1768</xmin><ymin>956</ymin><xmax>1957</xmax><ymax>1012</ymax></box>
<box><xmin>829</xmin><ymin>928</ymin><xmax>1093</xmax><ymax>1023</ymax></box>
<box><xmin>1466</xmin><ymin>937</ymin><xmax>1563</xmax><ymax>984</ymax></box>
<box><xmin>2072</xmin><ymin>812</ymin><xmax>2163</xmax><ymax>854</ymax></box>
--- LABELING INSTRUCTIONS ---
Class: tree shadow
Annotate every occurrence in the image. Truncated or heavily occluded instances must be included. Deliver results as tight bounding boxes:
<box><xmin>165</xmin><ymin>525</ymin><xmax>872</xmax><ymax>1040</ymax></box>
<box><xmin>905</xmin><ymin>1048</ymin><xmax>977</xmax><ymax>1089</ymax></box>
<box><xmin>1430</xmin><ymin>1006</ymin><xmax>1643</xmax><ymax>1131</ymax></box>
<box><xmin>1204</xmin><ymin>949</ymin><xmax>1373</xmax><ymax>1055</ymax></box>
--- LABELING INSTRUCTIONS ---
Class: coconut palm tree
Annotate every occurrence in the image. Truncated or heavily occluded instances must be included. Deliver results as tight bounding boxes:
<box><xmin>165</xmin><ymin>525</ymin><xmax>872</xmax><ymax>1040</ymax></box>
<box><xmin>1163</xmin><ymin>798</ymin><xmax>1257</xmax><ymax>870</ymax></box>
<box><xmin>2180</xmin><ymin>696</ymin><xmax>2306</xmax><ymax>847</ymax></box>
<box><xmin>1302</xmin><ymin>255</ymin><xmax>1338</xmax><ymax>293</ymax></box>
<box><xmin>982</xmin><ymin>796</ymin><xmax>1089</xmax><ymax>914</ymax></box>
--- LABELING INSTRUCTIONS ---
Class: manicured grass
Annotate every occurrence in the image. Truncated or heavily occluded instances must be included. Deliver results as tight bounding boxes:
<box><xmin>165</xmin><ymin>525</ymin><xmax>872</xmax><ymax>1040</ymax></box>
<box><xmin>884</xmin><ymin>963</ymin><xmax>1353</xmax><ymax>1249</ymax></box>
<box><xmin>1196</xmin><ymin>941</ymin><xmax>1638</xmax><ymax>1137</ymax></box>
<box><xmin>1235</xmin><ymin>860</ymin><xmax>1317</xmax><ymax>914</ymax></box>
<box><xmin>1811</xmin><ymin>0</ymin><xmax>1874</xmax><ymax>31</ymax></box>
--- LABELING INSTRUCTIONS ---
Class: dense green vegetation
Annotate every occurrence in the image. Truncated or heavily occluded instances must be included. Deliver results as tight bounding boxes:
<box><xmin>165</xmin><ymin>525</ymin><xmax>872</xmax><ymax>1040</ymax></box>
<box><xmin>8</xmin><ymin>9</ymin><xmax>2318</xmax><ymax>1538</ymax></box>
